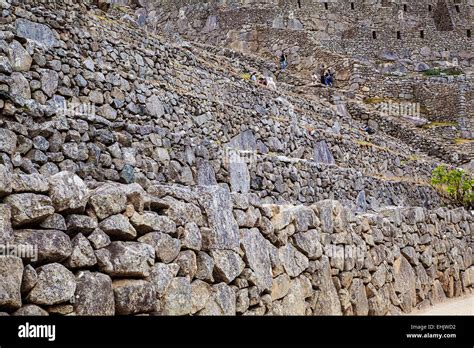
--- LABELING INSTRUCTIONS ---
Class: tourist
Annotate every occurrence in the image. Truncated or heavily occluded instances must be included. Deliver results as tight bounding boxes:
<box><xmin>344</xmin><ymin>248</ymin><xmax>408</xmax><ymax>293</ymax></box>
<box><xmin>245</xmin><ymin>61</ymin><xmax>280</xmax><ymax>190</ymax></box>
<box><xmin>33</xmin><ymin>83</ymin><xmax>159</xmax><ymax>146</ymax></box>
<box><xmin>280</xmin><ymin>52</ymin><xmax>288</xmax><ymax>70</ymax></box>
<box><xmin>324</xmin><ymin>70</ymin><xmax>333</xmax><ymax>87</ymax></box>
<box><xmin>363</xmin><ymin>125</ymin><xmax>375</xmax><ymax>135</ymax></box>
<box><xmin>319</xmin><ymin>64</ymin><xmax>326</xmax><ymax>85</ymax></box>
<box><xmin>250</xmin><ymin>72</ymin><xmax>257</xmax><ymax>82</ymax></box>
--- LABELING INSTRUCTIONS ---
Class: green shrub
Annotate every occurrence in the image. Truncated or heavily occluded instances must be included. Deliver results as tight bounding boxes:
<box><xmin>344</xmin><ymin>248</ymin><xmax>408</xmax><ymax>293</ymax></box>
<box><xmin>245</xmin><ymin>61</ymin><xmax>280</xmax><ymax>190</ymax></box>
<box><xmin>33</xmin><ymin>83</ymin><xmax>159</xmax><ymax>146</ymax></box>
<box><xmin>424</xmin><ymin>67</ymin><xmax>462</xmax><ymax>76</ymax></box>
<box><xmin>431</xmin><ymin>165</ymin><xmax>473</xmax><ymax>208</ymax></box>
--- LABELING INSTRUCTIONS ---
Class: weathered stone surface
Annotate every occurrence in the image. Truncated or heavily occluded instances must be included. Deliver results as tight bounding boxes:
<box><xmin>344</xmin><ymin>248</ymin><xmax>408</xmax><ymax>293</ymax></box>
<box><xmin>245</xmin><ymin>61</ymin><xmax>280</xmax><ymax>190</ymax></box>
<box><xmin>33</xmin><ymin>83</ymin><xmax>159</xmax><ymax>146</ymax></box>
<box><xmin>130</xmin><ymin>212</ymin><xmax>176</xmax><ymax>235</ymax></box>
<box><xmin>13</xmin><ymin>229</ymin><xmax>72</xmax><ymax>264</ymax></box>
<box><xmin>4</xmin><ymin>193</ymin><xmax>54</xmax><ymax>226</ymax></box>
<box><xmin>0</xmin><ymin>256</ymin><xmax>23</xmax><ymax>310</ymax></box>
<box><xmin>27</xmin><ymin>263</ymin><xmax>76</xmax><ymax>305</ymax></box>
<box><xmin>0</xmin><ymin>165</ymin><xmax>12</xmax><ymax>196</ymax></box>
<box><xmin>21</xmin><ymin>264</ymin><xmax>37</xmax><ymax>294</ymax></box>
<box><xmin>146</xmin><ymin>262</ymin><xmax>179</xmax><ymax>297</ymax></box>
<box><xmin>113</xmin><ymin>279</ymin><xmax>156</xmax><ymax>315</ymax></box>
<box><xmin>66</xmin><ymin>215</ymin><xmax>98</xmax><ymax>235</ymax></box>
<box><xmin>349</xmin><ymin>278</ymin><xmax>369</xmax><ymax>316</ymax></box>
<box><xmin>146</xmin><ymin>95</ymin><xmax>164</xmax><ymax>117</ymax></box>
<box><xmin>293</xmin><ymin>229</ymin><xmax>323</xmax><ymax>260</ymax></box>
<box><xmin>65</xmin><ymin>233</ymin><xmax>97</xmax><ymax>268</ymax></box>
<box><xmin>87</xmin><ymin>228</ymin><xmax>111</xmax><ymax>249</ymax></box>
<box><xmin>0</xmin><ymin>204</ymin><xmax>13</xmax><ymax>242</ymax></box>
<box><xmin>312</xmin><ymin>257</ymin><xmax>342</xmax><ymax>315</ymax></box>
<box><xmin>196</xmin><ymin>251</ymin><xmax>214</xmax><ymax>282</ymax></box>
<box><xmin>313</xmin><ymin>140</ymin><xmax>335</xmax><ymax>165</ymax></box>
<box><xmin>240</xmin><ymin>228</ymin><xmax>272</xmax><ymax>290</ymax></box>
<box><xmin>161</xmin><ymin>277</ymin><xmax>192</xmax><ymax>315</ymax></box>
<box><xmin>393</xmin><ymin>256</ymin><xmax>417</xmax><ymax>313</ymax></box>
<box><xmin>279</xmin><ymin>243</ymin><xmax>309</xmax><ymax>277</ymax></box>
<box><xmin>40</xmin><ymin>69</ymin><xmax>58</xmax><ymax>97</ymax></box>
<box><xmin>8</xmin><ymin>40</ymin><xmax>31</xmax><ymax>72</ymax></box>
<box><xmin>99</xmin><ymin>214</ymin><xmax>137</xmax><ymax>240</ymax></box>
<box><xmin>179</xmin><ymin>222</ymin><xmax>202</xmax><ymax>251</ymax></box>
<box><xmin>88</xmin><ymin>184</ymin><xmax>127</xmax><ymax>220</ymax></box>
<box><xmin>198</xmin><ymin>282</ymin><xmax>236</xmax><ymax>316</ymax></box>
<box><xmin>174</xmin><ymin>250</ymin><xmax>197</xmax><ymax>279</ymax></box>
<box><xmin>15</xmin><ymin>19</ymin><xmax>58</xmax><ymax>48</ymax></box>
<box><xmin>74</xmin><ymin>271</ymin><xmax>115</xmax><ymax>315</ymax></box>
<box><xmin>49</xmin><ymin>172</ymin><xmax>88</xmax><ymax>213</ymax></box>
<box><xmin>191</xmin><ymin>279</ymin><xmax>212</xmax><ymax>314</ymax></box>
<box><xmin>0</xmin><ymin>130</ymin><xmax>16</xmax><ymax>156</ymax></box>
<box><xmin>40</xmin><ymin>214</ymin><xmax>67</xmax><ymax>231</ymax></box>
<box><xmin>276</xmin><ymin>276</ymin><xmax>312</xmax><ymax>315</ymax></box>
<box><xmin>271</xmin><ymin>273</ymin><xmax>291</xmax><ymax>301</ymax></box>
<box><xmin>96</xmin><ymin>242</ymin><xmax>155</xmax><ymax>277</ymax></box>
<box><xmin>10</xmin><ymin>72</ymin><xmax>31</xmax><ymax>99</ymax></box>
<box><xmin>211</xmin><ymin>249</ymin><xmax>244</xmax><ymax>283</ymax></box>
<box><xmin>12</xmin><ymin>304</ymin><xmax>49</xmax><ymax>316</ymax></box>
<box><xmin>11</xmin><ymin>173</ymin><xmax>49</xmax><ymax>193</ymax></box>
<box><xmin>197</xmin><ymin>185</ymin><xmax>240</xmax><ymax>252</ymax></box>
<box><xmin>138</xmin><ymin>232</ymin><xmax>180</xmax><ymax>263</ymax></box>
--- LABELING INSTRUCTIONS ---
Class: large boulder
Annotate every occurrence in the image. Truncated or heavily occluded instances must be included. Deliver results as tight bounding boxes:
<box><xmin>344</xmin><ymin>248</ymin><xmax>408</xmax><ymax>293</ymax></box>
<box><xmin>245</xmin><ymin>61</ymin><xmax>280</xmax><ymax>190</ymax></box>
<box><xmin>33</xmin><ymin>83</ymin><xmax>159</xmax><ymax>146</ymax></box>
<box><xmin>113</xmin><ymin>279</ymin><xmax>156</xmax><ymax>315</ymax></box>
<box><xmin>0</xmin><ymin>256</ymin><xmax>23</xmax><ymax>310</ymax></box>
<box><xmin>15</xmin><ymin>19</ymin><xmax>58</xmax><ymax>48</ymax></box>
<box><xmin>145</xmin><ymin>263</ymin><xmax>179</xmax><ymax>297</ymax></box>
<box><xmin>27</xmin><ymin>263</ymin><xmax>76</xmax><ymax>305</ymax></box>
<box><xmin>160</xmin><ymin>277</ymin><xmax>192</xmax><ymax>315</ymax></box>
<box><xmin>279</xmin><ymin>243</ymin><xmax>309</xmax><ymax>277</ymax></box>
<box><xmin>240</xmin><ymin>228</ymin><xmax>273</xmax><ymax>291</ymax></box>
<box><xmin>4</xmin><ymin>193</ymin><xmax>54</xmax><ymax>227</ymax></box>
<box><xmin>99</xmin><ymin>214</ymin><xmax>137</xmax><ymax>240</ymax></box>
<box><xmin>49</xmin><ymin>172</ymin><xmax>88</xmax><ymax>213</ymax></box>
<box><xmin>88</xmin><ymin>184</ymin><xmax>127</xmax><ymax>220</ymax></box>
<box><xmin>196</xmin><ymin>185</ymin><xmax>240</xmax><ymax>252</ymax></box>
<box><xmin>8</xmin><ymin>40</ymin><xmax>32</xmax><ymax>72</ymax></box>
<box><xmin>210</xmin><ymin>249</ymin><xmax>244</xmax><ymax>283</ymax></box>
<box><xmin>393</xmin><ymin>256</ymin><xmax>417</xmax><ymax>313</ymax></box>
<box><xmin>0</xmin><ymin>129</ymin><xmax>17</xmax><ymax>155</ymax></box>
<box><xmin>138</xmin><ymin>232</ymin><xmax>180</xmax><ymax>264</ymax></box>
<box><xmin>74</xmin><ymin>271</ymin><xmax>115</xmax><ymax>315</ymax></box>
<box><xmin>96</xmin><ymin>242</ymin><xmax>155</xmax><ymax>277</ymax></box>
<box><xmin>13</xmin><ymin>229</ymin><xmax>72</xmax><ymax>264</ymax></box>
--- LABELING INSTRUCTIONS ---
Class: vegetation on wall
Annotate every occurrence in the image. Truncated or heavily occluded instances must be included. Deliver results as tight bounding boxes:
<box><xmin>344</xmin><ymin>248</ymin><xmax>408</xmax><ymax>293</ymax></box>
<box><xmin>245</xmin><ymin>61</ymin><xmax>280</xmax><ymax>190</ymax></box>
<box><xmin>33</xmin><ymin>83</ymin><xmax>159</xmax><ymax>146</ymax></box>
<box><xmin>431</xmin><ymin>165</ymin><xmax>473</xmax><ymax>208</ymax></box>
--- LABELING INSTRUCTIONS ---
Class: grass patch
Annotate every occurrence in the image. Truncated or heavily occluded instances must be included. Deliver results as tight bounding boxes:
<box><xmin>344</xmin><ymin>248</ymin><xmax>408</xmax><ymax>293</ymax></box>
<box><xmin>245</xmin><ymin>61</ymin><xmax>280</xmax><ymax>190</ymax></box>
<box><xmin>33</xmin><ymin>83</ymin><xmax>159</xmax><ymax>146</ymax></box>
<box><xmin>454</xmin><ymin>138</ymin><xmax>474</xmax><ymax>145</ymax></box>
<box><xmin>363</xmin><ymin>97</ymin><xmax>386</xmax><ymax>104</ymax></box>
<box><xmin>240</xmin><ymin>73</ymin><xmax>251</xmax><ymax>81</ymax></box>
<box><xmin>422</xmin><ymin>121</ymin><xmax>458</xmax><ymax>129</ymax></box>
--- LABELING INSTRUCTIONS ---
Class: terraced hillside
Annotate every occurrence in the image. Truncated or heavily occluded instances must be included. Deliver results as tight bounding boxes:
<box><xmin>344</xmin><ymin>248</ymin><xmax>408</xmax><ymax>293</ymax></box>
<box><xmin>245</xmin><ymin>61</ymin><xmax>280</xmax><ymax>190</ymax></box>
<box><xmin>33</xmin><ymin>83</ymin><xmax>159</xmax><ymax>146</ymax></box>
<box><xmin>0</xmin><ymin>0</ymin><xmax>472</xmax><ymax>316</ymax></box>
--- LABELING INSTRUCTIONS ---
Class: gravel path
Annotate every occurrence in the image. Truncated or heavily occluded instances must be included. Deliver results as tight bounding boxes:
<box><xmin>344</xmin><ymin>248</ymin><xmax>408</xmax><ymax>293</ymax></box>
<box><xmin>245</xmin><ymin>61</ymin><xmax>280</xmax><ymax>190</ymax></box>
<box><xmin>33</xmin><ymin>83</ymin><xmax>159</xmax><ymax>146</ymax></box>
<box><xmin>410</xmin><ymin>294</ymin><xmax>474</xmax><ymax>315</ymax></box>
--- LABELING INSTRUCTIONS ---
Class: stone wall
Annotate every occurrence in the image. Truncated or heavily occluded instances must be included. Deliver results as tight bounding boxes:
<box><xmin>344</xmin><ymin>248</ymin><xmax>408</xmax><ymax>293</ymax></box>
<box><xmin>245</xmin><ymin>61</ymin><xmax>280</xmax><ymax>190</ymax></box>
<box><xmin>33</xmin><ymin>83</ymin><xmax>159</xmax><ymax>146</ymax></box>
<box><xmin>0</xmin><ymin>171</ymin><xmax>472</xmax><ymax>315</ymax></box>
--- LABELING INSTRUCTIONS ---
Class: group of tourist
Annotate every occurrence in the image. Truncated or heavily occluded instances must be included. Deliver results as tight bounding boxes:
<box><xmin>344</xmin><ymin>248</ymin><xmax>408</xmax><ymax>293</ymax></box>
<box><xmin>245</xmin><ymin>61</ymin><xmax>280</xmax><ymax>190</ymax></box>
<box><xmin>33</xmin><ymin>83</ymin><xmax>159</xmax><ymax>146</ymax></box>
<box><xmin>250</xmin><ymin>73</ymin><xmax>277</xmax><ymax>90</ymax></box>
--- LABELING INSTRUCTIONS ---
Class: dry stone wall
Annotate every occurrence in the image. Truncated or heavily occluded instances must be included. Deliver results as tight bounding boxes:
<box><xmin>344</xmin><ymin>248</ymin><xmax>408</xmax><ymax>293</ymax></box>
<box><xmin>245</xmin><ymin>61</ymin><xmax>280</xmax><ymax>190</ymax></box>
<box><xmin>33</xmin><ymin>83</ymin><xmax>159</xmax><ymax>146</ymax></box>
<box><xmin>0</xmin><ymin>171</ymin><xmax>473</xmax><ymax>316</ymax></box>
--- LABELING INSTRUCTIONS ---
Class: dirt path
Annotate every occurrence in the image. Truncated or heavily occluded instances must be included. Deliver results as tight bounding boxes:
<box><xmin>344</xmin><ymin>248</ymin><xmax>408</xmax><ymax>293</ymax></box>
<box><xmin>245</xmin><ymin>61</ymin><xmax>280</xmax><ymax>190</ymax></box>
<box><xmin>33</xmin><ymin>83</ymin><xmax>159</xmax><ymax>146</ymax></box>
<box><xmin>410</xmin><ymin>294</ymin><xmax>474</xmax><ymax>315</ymax></box>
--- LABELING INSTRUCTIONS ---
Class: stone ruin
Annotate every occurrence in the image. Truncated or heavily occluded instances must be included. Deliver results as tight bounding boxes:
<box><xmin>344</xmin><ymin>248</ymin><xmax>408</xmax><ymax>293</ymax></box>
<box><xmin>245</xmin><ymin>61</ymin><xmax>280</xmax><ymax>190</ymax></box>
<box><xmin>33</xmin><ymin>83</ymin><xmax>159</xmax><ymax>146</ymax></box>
<box><xmin>0</xmin><ymin>0</ymin><xmax>472</xmax><ymax>316</ymax></box>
